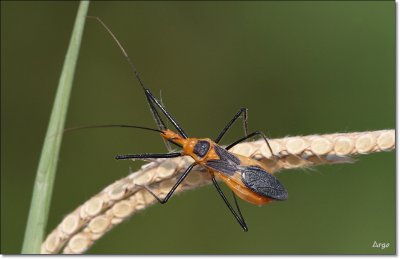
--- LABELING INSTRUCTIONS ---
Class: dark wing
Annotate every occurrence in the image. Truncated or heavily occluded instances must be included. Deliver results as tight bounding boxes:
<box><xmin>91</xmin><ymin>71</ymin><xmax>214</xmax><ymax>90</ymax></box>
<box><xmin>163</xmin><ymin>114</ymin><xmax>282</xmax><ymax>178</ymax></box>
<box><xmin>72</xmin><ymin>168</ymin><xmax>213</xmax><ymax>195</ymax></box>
<box><xmin>241</xmin><ymin>166</ymin><xmax>288</xmax><ymax>201</ymax></box>
<box><xmin>206</xmin><ymin>160</ymin><xmax>238</xmax><ymax>176</ymax></box>
<box><xmin>213</xmin><ymin>145</ymin><xmax>241</xmax><ymax>165</ymax></box>
<box><xmin>206</xmin><ymin>145</ymin><xmax>288</xmax><ymax>201</ymax></box>
<box><xmin>205</xmin><ymin>145</ymin><xmax>241</xmax><ymax>176</ymax></box>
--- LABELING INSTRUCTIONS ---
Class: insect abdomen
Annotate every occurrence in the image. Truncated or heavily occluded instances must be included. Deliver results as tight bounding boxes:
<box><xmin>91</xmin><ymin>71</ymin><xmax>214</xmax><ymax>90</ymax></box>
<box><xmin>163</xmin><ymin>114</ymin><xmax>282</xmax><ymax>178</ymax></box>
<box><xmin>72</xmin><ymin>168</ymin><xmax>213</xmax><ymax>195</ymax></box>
<box><xmin>213</xmin><ymin>171</ymin><xmax>273</xmax><ymax>206</ymax></box>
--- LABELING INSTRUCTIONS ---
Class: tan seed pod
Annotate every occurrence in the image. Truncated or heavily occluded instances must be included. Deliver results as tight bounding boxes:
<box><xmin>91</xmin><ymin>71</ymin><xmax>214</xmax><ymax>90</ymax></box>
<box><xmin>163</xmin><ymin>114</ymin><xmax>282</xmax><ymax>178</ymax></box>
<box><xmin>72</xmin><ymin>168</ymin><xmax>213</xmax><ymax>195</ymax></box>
<box><xmin>84</xmin><ymin>197</ymin><xmax>104</xmax><ymax>217</ymax></box>
<box><xmin>66</xmin><ymin>234</ymin><xmax>90</xmax><ymax>254</ymax></box>
<box><xmin>43</xmin><ymin>232</ymin><xmax>60</xmax><ymax>253</ymax></box>
<box><xmin>231</xmin><ymin>143</ymin><xmax>255</xmax><ymax>157</ymax></box>
<box><xmin>377</xmin><ymin>130</ymin><xmax>395</xmax><ymax>150</ymax></box>
<box><xmin>310</xmin><ymin>137</ymin><xmax>333</xmax><ymax>155</ymax></box>
<box><xmin>260</xmin><ymin>140</ymin><xmax>280</xmax><ymax>158</ymax></box>
<box><xmin>108</xmin><ymin>183</ymin><xmax>127</xmax><ymax>200</ymax></box>
<box><xmin>284</xmin><ymin>155</ymin><xmax>303</xmax><ymax>167</ymax></box>
<box><xmin>61</xmin><ymin>214</ymin><xmax>80</xmax><ymax>235</ymax></box>
<box><xmin>355</xmin><ymin>134</ymin><xmax>376</xmax><ymax>153</ymax></box>
<box><xmin>286</xmin><ymin>137</ymin><xmax>308</xmax><ymax>155</ymax></box>
<box><xmin>88</xmin><ymin>216</ymin><xmax>110</xmax><ymax>234</ymax></box>
<box><xmin>155</xmin><ymin>159</ymin><xmax>179</xmax><ymax>181</ymax></box>
<box><xmin>334</xmin><ymin>137</ymin><xmax>354</xmax><ymax>156</ymax></box>
<box><xmin>112</xmin><ymin>200</ymin><xmax>133</xmax><ymax>218</ymax></box>
<box><xmin>184</xmin><ymin>171</ymin><xmax>204</xmax><ymax>186</ymax></box>
<box><xmin>134</xmin><ymin>168</ymin><xmax>155</xmax><ymax>185</ymax></box>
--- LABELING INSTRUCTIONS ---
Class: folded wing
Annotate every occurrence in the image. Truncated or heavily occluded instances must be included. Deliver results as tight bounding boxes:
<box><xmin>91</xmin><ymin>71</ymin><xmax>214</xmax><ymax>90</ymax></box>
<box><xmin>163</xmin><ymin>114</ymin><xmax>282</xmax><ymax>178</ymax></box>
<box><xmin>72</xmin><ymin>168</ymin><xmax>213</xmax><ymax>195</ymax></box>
<box><xmin>241</xmin><ymin>166</ymin><xmax>288</xmax><ymax>201</ymax></box>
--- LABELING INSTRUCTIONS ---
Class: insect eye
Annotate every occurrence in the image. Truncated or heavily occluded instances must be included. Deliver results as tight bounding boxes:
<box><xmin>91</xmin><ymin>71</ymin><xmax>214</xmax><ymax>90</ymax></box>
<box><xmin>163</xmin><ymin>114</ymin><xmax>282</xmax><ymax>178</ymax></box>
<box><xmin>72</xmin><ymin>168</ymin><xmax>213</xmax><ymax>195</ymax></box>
<box><xmin>193</xmin><ymin>140</ymin><xmax>210</xmax><ymax>158</ymax></box>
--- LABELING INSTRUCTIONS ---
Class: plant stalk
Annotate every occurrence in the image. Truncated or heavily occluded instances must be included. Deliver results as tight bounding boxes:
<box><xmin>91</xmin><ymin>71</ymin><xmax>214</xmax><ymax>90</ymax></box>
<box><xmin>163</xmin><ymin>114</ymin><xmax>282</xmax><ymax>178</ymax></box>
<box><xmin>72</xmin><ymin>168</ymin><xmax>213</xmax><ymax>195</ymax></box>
<box><xmin>21</xmin><ymin>1</ymin><xmax>90</xmax><ymax>254</ymax></box>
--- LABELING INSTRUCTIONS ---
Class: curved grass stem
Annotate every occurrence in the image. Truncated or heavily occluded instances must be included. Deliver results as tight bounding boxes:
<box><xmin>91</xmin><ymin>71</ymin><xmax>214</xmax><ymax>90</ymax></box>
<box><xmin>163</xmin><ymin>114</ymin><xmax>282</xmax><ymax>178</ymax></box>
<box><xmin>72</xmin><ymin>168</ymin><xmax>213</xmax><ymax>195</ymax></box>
<box><xmin>40</xmin><ymin>129</ymin><xmax>394</xmax><ymax>254</ymax></box>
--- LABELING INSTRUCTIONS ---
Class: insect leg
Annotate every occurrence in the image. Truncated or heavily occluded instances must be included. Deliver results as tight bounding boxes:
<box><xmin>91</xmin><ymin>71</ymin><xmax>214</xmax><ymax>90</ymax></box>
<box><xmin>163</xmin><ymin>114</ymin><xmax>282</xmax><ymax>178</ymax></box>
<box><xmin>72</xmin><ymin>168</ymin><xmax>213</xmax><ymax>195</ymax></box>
<box><xmin>145</xmin><ymin>94</ymin><xmax>167</xmax><ymax>131</ymax></box>
<box><xmin>115</xmin><ymin>152</ymin><xmax>182</xmax><ymax>160</ymax></box>
<box><xmin>139</xmin><ymin>162</ymin><xmax>196</xmax><ymax>204</ymax></box>
<box><xmin>144</xmin><ymin>93</ymin><xmax>173</xmax><ymax>152</ymax></box>
<box><xmin>211</xmin><ymin>175</ymin><xmax>248</xmax><ymax>232</ymax></box>
<box><xmin>226</xmin><ymin>131</ymin><xmax>279</xmax><ymax>160</ymax></box>
<box><xmin>214</xmin><ymin>107</ymin><xmax>248</xmax><ymax>144</ymax></box>
<box><xmin>144</xmin><ymin>89</ymin><xmax>188</xmax><ymax>139</ymax></box>
<box><xmin>232</xmin><ymin>190</ymin><xmax>246</xmax><ymax>227</ymax></box>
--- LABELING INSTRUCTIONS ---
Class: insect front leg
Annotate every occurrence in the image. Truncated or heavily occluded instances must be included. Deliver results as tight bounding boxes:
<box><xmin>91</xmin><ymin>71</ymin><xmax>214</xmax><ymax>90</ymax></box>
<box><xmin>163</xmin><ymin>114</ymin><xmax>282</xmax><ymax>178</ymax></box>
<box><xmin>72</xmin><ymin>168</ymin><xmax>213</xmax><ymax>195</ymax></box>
<box><xmin>215</xmin><ymin>107</ymin><xmax>248</xmax><ymax>144</ymax></box>
<box><xmin>144</xmin><ymin>89</ymin><xmax>188</xmax><ymax>139</ymax></box>
<box><xmin>115</xmin><ymin>152</ymin><xmax>182</xmax><ymax>160</ymax></box>
<box><xmin>139</xmin><ymin>162</ymin><xmax>196</xmax><ymax>204</ymax></box>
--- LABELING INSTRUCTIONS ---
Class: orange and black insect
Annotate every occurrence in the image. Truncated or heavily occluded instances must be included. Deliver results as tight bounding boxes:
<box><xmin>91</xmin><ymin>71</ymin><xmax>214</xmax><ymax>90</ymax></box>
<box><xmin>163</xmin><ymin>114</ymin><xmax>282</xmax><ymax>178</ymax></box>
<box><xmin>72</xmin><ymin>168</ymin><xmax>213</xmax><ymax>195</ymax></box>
<box><xmin>89</xmin><ymin>17</ymin><xmax>288</xmax><ymax>231</ymax></box>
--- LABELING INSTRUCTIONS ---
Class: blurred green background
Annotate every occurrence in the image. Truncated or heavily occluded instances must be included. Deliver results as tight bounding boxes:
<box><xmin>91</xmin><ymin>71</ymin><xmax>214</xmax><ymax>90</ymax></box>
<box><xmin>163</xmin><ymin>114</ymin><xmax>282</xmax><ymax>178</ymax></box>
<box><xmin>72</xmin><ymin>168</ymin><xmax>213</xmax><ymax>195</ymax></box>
<box><xmin>1</xmin><ymin>1</ymin><xmax>395</xmax><ymax>254</ymax></box>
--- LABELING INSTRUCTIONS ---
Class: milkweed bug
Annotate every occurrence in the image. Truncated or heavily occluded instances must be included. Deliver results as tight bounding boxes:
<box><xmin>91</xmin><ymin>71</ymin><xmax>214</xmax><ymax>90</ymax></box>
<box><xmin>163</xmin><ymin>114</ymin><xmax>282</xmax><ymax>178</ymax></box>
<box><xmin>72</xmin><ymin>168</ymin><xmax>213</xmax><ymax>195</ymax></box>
<box><xmin>87</xmin><ymin>17</ymin><xmax>288</xmax><ymax>231</ymax></box>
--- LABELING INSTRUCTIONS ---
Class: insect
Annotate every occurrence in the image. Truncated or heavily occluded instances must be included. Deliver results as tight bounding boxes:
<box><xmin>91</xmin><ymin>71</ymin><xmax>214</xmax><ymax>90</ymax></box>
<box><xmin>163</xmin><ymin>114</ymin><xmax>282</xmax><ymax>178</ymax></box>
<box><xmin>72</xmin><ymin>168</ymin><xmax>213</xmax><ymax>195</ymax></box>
<box><xmin>88</xmin><ymin>17</ymin><xmax>288</xmax><ymax>231</ymax></box>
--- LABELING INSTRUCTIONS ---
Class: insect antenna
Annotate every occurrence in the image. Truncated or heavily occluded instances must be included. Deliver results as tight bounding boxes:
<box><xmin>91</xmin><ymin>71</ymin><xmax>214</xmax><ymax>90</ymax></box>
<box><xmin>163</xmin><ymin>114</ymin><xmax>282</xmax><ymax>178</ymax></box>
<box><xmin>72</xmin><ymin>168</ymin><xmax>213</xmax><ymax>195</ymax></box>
<box><xmin>87</xmin><ymin>16</ymin><xmax>188</xmax><ymax>146</ymax></box>
<box><xmin>64</xmin><ymin>124</ymin><xmax>164</xmax><ymax>134</ymax></box>
<box><xmin>64</xmin><ymin>124</ymin><xmax>183</xmax><ymax>149</ymax></box>
<box><xmin>86</xmin><ymin>17</ymin><xmax>146</xmax><ymax>91</ymax></box>
<box><xmin>87</xmin><ymin>16</ymin><xmax>166</xmax><ymax>126</ymax></box>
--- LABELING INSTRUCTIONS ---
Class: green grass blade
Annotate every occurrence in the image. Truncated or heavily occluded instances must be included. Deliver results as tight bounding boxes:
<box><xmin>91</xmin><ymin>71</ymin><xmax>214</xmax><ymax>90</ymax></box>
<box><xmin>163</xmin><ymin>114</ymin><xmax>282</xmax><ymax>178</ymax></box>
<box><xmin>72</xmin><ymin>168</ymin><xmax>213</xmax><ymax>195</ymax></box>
<box><xmin>21</xmin><ymin>1</ymin><xmax>90</xmax><ymax>254</ymax></box>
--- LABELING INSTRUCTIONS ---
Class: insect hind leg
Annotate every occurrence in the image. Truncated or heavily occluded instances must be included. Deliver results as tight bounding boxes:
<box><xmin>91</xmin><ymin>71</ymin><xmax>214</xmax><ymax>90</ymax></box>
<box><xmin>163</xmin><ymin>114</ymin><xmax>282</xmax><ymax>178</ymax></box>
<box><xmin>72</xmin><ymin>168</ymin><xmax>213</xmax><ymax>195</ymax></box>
<box><xmin>211</xmin><ymin>175</ymin><xmax>248</xmax><ymax>232</ymax></box>
<box><xmin>137</xmin><ymin>162</ymin><xmax>196</xmax><ymax>204</ymax></box>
